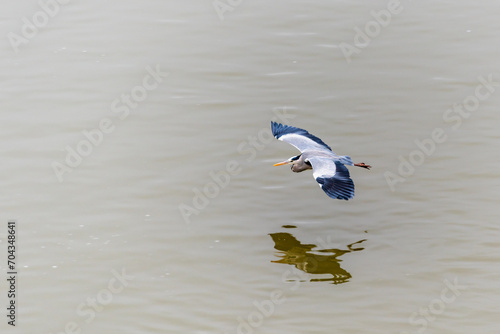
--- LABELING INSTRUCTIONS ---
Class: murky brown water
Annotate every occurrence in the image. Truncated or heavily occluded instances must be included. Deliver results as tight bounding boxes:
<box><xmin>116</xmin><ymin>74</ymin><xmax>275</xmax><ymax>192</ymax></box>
<box><xmin>1</xmin><ymin>1</ymin><xmax>500</xmax><ymax>333</ymax></box>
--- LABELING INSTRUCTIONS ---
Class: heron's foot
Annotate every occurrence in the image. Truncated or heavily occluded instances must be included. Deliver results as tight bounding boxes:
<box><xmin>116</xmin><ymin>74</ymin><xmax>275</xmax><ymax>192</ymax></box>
<box><xmin>354</xmin><ymin>162</ymin><xmax>371</xmax><ymax>170</ymax></box>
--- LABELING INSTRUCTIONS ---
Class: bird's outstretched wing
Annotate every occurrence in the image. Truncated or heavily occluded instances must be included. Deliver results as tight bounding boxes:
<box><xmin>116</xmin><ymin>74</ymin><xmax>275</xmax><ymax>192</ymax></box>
<box><xmin>271</xmin><ymin>122</ymin><xmax>333</xmax><ymax>153</ymax></box>
<box><xmin>306</xmin><ymin>156</ymin><xmax>354</xmax><ymax>200</ymax></box>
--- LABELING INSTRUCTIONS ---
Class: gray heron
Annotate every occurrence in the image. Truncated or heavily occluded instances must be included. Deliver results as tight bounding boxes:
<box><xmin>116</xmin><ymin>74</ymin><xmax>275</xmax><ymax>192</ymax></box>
<box><xmin>271</xmin><ymin>122</ymin><xmax>370</xmax><ymax>200</ymax></box>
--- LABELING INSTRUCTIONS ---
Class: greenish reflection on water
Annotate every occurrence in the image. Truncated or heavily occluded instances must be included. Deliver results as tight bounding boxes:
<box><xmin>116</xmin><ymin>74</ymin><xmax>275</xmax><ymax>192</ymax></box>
<box><xmin>270</xmin><ymin>232</ymin><xmax>366</xmax><ymax>285</ymax></box>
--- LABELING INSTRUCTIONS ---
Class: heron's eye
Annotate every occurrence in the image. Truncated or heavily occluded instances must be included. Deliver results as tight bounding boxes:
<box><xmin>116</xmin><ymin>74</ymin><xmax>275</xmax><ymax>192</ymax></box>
<box><xmin>291</xmin><ymin>155</ymin><xmax>301</xmax><ymax>161</ymax></box>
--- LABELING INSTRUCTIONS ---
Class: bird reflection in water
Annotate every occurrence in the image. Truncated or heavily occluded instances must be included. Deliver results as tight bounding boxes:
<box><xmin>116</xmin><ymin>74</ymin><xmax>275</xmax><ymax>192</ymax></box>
<box><xmin>269</xmin><ymin>232</ymin><xmax>366</xmax><ymax>285</ymax></box>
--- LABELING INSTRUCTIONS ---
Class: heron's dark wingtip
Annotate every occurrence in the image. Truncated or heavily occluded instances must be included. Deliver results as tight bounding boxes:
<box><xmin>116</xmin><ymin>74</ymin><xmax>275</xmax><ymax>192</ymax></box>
<box><xmin>270</xmin><ymin>122</ymin><xmax>333</xmax><ymax>151</ymax></box>
<box><xmin>271</xmin><ymin>121</ymin><xmax>282</xmax><ymax>138</ymax></box>
<box><xmin>316</xmin><ymin>171</ymin><xmax>355</xmax><ymax>201</ymax></box>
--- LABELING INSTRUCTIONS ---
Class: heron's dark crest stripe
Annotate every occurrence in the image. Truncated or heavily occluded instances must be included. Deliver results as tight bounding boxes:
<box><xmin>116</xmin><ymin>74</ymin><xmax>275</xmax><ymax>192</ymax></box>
<box><xmin>271</xmin><ymin>122</ymin><xmax>332</xmax><ymax>151</ymax></box>
<box><xmin>315</xmin><ymin>161</ymin><xmax>354</xmax><ymax>200</ymax></box>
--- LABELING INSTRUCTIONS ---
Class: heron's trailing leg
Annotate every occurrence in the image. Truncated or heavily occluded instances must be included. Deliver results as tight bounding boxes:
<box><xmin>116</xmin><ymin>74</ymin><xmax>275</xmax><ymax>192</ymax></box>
<box><xmin>354</xmin><ymin>162</ymin><xmax>371</xmax><ymax>170</ymax></box>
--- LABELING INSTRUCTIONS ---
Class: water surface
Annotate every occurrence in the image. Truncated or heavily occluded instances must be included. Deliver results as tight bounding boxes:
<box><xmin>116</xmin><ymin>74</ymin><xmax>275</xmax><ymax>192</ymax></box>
<box><xmin>1</xmin><ymin>1</ymin><xmax>500</xmax><ymax>333</ymax></box>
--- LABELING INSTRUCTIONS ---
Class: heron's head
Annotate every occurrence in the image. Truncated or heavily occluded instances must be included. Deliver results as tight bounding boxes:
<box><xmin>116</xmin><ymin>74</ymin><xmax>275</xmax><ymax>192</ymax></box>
<box><xmin>273</xmin><ymin>155</ymin><xmax>301</xmax><ymax>168</ymax></box>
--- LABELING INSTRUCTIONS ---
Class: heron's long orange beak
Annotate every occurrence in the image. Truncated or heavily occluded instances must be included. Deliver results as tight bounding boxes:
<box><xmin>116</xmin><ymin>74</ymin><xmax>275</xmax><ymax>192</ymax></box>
<box><xmin>273</xmin><ymin>160</ymin><xmax>290</xmax><ymax>166</ymax></box>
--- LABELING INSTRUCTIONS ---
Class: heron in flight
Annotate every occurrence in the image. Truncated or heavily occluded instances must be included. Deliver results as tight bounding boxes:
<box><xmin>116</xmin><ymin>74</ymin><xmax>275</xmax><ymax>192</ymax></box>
<box><xmin>271</xmin><ymin>122</ymin><xmax>370</xmax><ymax>200</ymax></box>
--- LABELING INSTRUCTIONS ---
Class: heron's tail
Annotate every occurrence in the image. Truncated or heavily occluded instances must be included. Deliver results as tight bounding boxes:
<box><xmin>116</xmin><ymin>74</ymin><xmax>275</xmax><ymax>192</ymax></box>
<box><xmin>338</xmin><ymin>155</ymin><xmax>353</xmax><ymax>166</ymax></box>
